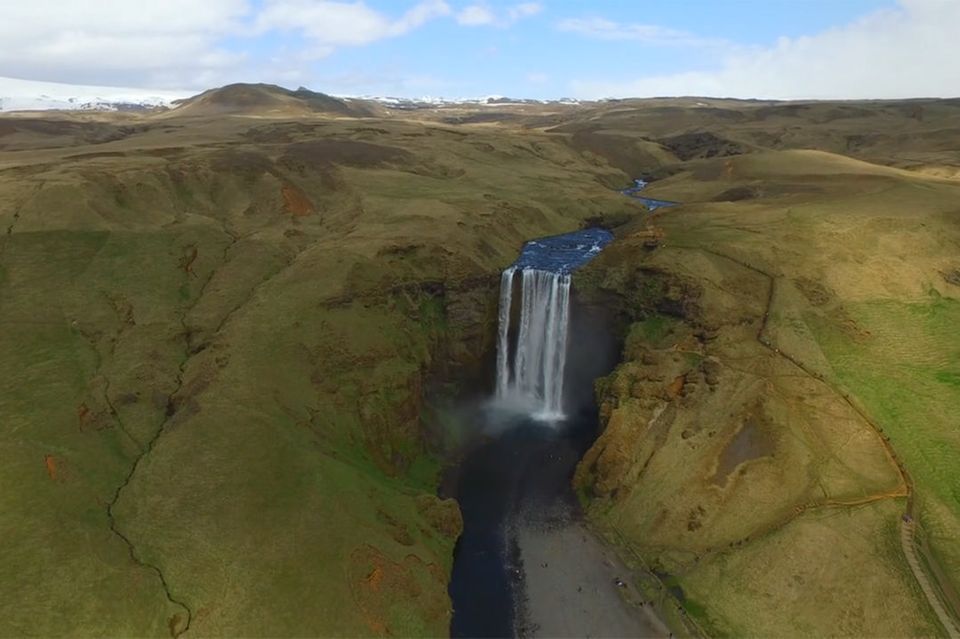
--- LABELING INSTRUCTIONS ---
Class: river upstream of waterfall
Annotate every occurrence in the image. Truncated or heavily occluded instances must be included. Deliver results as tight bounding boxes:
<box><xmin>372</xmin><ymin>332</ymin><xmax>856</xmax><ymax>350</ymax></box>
<box><xmin>445</xmin><ymin>229</ymin><xmax>668</xmax><ymax>638</ymax></box>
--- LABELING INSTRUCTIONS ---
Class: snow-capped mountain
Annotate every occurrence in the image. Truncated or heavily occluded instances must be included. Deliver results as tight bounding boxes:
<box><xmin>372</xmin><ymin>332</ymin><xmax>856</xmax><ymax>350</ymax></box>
<box><xmin>0</xmin><ymin>76</ymin><xmax>188</xmax><ymax>112</ymax></box>
<box><xmin>345</xmin><ymin>94</ymin><xmax>582</xmax><ymax>110</ymax></box>
<box><xmin>0</xmin><ymin>76</ymin><xmax>585</xmax><ymax>114</ymax></box>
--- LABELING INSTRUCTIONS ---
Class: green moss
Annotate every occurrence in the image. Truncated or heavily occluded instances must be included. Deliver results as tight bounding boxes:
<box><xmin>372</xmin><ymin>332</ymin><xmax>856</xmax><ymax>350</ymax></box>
<box><xmin>624</xmin><ymin>315</ymin><xmax>676</xmax><ymax>353</ymax></box>
<box><xmin>681</xmin><ymin>596</ymin><xmax>710</xmax><ymax>624</ymax></box>
<box><xmin>404</xmin><ymin>453</ymin><xmax>442</xmax><ymax>492</ymax></box>
<box><xmin>935</xmin><ymin>371</ymin><xmax>960</xmax><ymax>387</ymax></box>
<box><xmin>808</xmin><ymin>296</ymin><xmax>960</xmax><ymax>597</ymax></box>
<box><xmin>418</xmin><ymin>294</ymin><xmax>447</xmax><ymax>332</ymax></box>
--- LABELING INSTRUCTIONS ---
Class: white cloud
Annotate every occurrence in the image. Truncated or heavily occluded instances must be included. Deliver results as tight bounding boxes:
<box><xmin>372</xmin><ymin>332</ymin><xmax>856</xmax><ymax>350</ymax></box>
<box><xmin>570</xmin><ymin>0</ymin><xmax>960</xmax><ymax>99</ymax></box>
<box><xmin>457</xmin><ymin>2</ymin><xmax>542</xmax><ymax>27</ymax></box>
<box><xmin>557</xmin><ymin>17</ymin><xmax>723</xmax><ymax>47</ymax></box>
<box><xmin>0</xmin><ymin>0</ymin><xmax>249</xmax><ymax>88</ymax></box>
<box><xmin>457</xmin><ymin>5</ymin><xmax>496</xmax><ymax>25</ymax></box>
<box><xmin>257</xmin><ymin>0</ymin><xmax>450</xmax><ymax>47</ymax></box>
<box><xmin>0</xmin><ymin>0</ymin><xmax>452</xmax><ymax>90</ymax></box>
<box><xmin>507</xmin><ymin>3</ymin><xmax>542</xmax><ymax>22</ymax></box>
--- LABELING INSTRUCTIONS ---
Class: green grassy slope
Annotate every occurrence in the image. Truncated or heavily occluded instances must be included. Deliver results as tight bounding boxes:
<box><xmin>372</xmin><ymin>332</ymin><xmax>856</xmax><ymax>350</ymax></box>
<box><xmin>0</xmin><ymin>114</ymin><xmax>639</xmax><ymax>635</ymax></box>
<box><xmin>574</xmin><ymin>149</ymin><xmax>960</xmax><ymax>636</ymax></box>
<box><xmin>4</xmin><ymin>93</ymin><xmax>960</xmax><ymax>637</ymax></box>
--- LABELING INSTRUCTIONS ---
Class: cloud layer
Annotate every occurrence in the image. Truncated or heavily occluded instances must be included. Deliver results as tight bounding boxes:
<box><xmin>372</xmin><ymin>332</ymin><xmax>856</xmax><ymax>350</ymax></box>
<box><xmin>0</xmin><ymin>0</ymin><xmax>249</xmax><ymax>88</ymax></box>
<box><xmin>257</xmin><ymin>0</ymin><xmax>451</xmax><ymax>51</ymax></box>
<box><xmin>0</xmin><ymin>0</ymin><xmax>455</xmax><ymax>89</ymax></box>
<box><xmin>556</xmin><ymin>17</ymin><xmax>724</xmax><ymax>48</ymax></box>
<box><xmin>1</xmin><ymin>0</ymin><xmax>958</xmax><ymax>99</ymax></box>
<box><xmin>569</xmin><ymin>0</ymin><xmax>960</xmax><ymax>99</ymax></box>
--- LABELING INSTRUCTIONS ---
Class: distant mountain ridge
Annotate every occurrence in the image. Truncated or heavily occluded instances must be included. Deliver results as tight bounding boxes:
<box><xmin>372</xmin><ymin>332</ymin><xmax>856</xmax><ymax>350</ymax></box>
<box><xmin>0</xmin><ymin>77</ymin><xmax>589</xmax><ymax>115</ymax></box>
<box><xmin>167</xmin><ymin>83</ymin><xmax>377</xmax><ymax>118</ymax></box>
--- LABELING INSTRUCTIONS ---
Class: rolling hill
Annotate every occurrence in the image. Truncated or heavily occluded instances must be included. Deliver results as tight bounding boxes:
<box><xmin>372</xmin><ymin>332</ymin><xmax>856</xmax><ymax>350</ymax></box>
<box><xmin>1</xmin><ymin>84</ymin><xmax>958</xmax><ymax>636</ymax></box>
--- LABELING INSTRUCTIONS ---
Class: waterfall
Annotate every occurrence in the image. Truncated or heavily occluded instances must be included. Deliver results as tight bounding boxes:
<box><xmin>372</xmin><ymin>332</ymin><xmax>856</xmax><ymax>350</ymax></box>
<box><xmin>492</xmin><ymin>227</ymin><xmax>613</xmax><ymax>421</ymax></box>
<box><xmin>495</xmin><ymin>267</ymin><xmax>572</xmax><ymax>420</ymax></box>
<box><xmin>495</xmin><ymin>267</ymin><xmax>516</xmax><ymax>398</ymax></box>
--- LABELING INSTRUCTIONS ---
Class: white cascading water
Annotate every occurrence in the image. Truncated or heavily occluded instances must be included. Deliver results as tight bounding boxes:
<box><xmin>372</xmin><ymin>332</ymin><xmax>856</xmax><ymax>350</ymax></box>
<box><xmin>495</xmin><ymin>267</ymin><xmax>516</xmax><ymax>398</ymax></box>
<box><xmin>495</xmin><ymin>267</ymin><xmax>572</xmax><ymax>420</ymax></box>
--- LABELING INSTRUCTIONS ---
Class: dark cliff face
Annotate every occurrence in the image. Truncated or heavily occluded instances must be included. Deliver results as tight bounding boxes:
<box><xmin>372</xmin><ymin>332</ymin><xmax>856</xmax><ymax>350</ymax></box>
<box><xmin>423</xmin><ymin>274</ymin><xmax>502</xmax><ymax>396</ymax></box>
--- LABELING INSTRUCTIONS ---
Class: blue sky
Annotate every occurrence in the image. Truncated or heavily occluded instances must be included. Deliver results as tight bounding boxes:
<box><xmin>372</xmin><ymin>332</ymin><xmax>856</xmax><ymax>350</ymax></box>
<box><xmin>282</xmin><ymin>0</ymin><xmax>894</xmax><ymax>98</ymax></box>
<box><xmin>1</xmin><ymin>0</ymin><xmax>958</xmax><ymax>99</ymax></box>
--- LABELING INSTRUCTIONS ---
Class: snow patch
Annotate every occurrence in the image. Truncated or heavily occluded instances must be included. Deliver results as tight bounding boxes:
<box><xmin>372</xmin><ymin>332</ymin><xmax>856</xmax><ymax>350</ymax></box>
<box><xmin>0</xmin><ymin>76</ymin><xmax>188</xmax><ymax>112</ymax></box>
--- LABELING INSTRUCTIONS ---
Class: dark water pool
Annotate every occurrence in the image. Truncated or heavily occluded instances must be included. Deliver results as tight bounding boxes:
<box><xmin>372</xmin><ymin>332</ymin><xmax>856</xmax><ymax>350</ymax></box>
<box><xmin>447</xmin><ymin>415</ymin><xmax>591</xmax><ymax>637</ymax></box>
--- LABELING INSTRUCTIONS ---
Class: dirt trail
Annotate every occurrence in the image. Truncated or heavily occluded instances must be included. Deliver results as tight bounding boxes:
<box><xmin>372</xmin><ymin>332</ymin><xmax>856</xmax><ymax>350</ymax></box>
<box><xmin>901</xmin><ymin>520</ymin><xmax>960</xmax><ymax>639</ymax></box>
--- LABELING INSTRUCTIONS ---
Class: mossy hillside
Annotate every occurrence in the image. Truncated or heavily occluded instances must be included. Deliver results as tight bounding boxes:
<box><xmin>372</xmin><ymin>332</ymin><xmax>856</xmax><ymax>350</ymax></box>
<box><xmin>0</xmin><ymin>115</ymin><xmax>644</xmax><ymax>636</ymax></box>
<box><xmin>6</xmin><ymin>94</ymin><xmax>960</xmax><ymax>636</ymax></box>
<box><xmin>808</xmin><ymin>295</ymin><xmax>960</xmax><ymax>590</ymax></box>
<box><xmin>573</xmin><ymin>149</ymin><xmax>960</xmax><ymax>637</ymax></box>
<box><xmin>681</xmin><ymin>499</ymin><xmax>939</xmax><ymax>638</ymax></box>
<box><xmin>0</xmin><ymin>232</ymin><xmax>209</xmax><ymax>635</ymax></box>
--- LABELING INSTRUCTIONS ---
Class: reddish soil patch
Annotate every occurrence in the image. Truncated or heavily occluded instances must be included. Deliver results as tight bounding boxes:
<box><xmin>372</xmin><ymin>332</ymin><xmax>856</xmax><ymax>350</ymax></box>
<box><xmin>44</xmin><ymin>455</ymin><xmax>58</xmax><ymax>481</ymax></box>
<box><xmin>281</xmin><ymin>182</ymin><xmax>316</xmax><ymax>217</ymax></box>
<box><xmin>179</xmin><ymin>246</ymin><xmax>199</xmax><ymax>275</ymax></box>
<box><xmin>77</xmin><ymin>402</ymin><xmax>98</xmax><ymax>430</ymax></box>
<box><xmin>194</xmin><ymin>606</ymin><xmax>212</xmax><ymax>625</ymax></box>
<box><xmin>167</xmin><ymin>613</ymin><xmax>182</xmax><ymax>637</ymax></box>
<box><xmin>667</xmin><ymin>374</ymin><xmax>686</xmax><ymax>399</ymax></box>
<box><xmin>77</xmin><ymin>402</ymin><xmax>108</xmax><ymax>432</ymax></box>
<box><xmin>348</xmin><ymin>545</ymin><xmax>447</xmax><ymax>636</ymax></box>
<box><xmin>366</xmin><ymin>565</ymin><xmax>384</xmax><ymax>592</ymax></box>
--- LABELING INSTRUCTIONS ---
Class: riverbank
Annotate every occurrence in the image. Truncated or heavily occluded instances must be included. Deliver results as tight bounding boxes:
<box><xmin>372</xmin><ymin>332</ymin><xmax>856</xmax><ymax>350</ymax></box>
<box><xmin>515</xmin><ymin>507</ymin><xmax>668</xmax><ymax>637</ymax></box>
<box><xmin>448</xmin><ymin>413</ymin><xmax>671</xmax><ymax>638</ymax></box>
